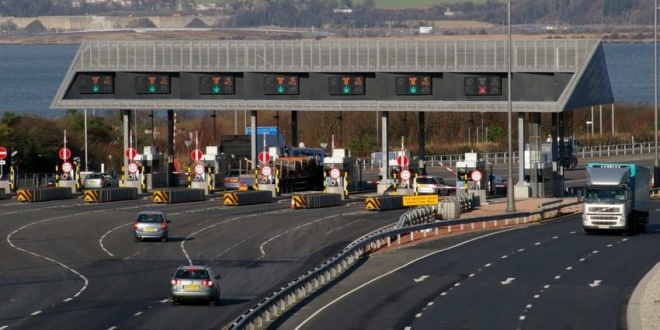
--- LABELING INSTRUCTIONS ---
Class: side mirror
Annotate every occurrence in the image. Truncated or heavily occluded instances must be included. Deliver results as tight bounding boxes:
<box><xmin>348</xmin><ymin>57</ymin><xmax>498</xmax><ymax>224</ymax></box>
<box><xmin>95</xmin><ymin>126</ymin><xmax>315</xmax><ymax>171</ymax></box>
<box><xmin>216</xmin><ymin>274</ymin><xmax>223</xmax><ymax>280</ymax></box>
<box><xmin>166</xmin><ymin>220</ymin><xmax>171</xmax><ymax>223</ymax></box>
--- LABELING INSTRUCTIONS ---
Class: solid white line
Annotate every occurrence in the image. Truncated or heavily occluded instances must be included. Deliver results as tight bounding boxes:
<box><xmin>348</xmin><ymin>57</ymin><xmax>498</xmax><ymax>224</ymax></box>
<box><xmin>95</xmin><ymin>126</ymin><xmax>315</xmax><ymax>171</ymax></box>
<box><xmin>99</xmin><ymin>222</ymin><xmax>133</xmax><ymax>257</ymax></box>
<box><xmin>292</xmin><ymin>227</ymin><xmax>523</xmax><ymax>330</ymax></box>
<box><xmin>31</xmin><ymin>311</ymin><xmax>41</xmax><ymax>316</ymax></box>
<box><xmin>0</xmin><ymin>326</ymin><xmax>9</xmax><ymax>330</ymax></box>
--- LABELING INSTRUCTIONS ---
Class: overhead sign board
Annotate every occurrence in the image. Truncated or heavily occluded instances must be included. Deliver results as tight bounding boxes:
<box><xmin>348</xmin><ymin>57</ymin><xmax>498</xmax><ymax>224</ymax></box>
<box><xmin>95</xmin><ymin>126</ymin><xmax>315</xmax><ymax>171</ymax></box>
<box><xmin>246</xmin><ymin>126</ymin><xmax>278</xmax><ymax>135</ymax></box>
<box><xmin>403</xmin><ymin>195</ymin><xmax>439</xmax><ymax>207</ymax></box>
<box><xmin>263</xmin><ymin>75</ymin><xmax>299</xmax><ymax>95</ymax></box>
<box><xmin>136</xmin><ymin>74</ymin><xmax>170</xmax><ymax>94</ymax></box>
<box><xmin>199</xmin><ymin>75</ymin><xmax>235</xmax><ymax>95</ymax></box>
<box><xmin>77</xmin><ymin>73</ymin><xmax>114</xmax><ymax>94</ymax></box>
<box><xmin>464</xmin><ymin>76</ymin><xmax>502</xmax><ymax>96</ymax></box>
<box><xmin>328</xmin><ymin>75</ymin><xmax>365</xmax><ymax>95</ymax></box>
<box><xmin>395</xmin><ymin>75</ymin><xmax>432</xmax><ymax>95</ymax></box>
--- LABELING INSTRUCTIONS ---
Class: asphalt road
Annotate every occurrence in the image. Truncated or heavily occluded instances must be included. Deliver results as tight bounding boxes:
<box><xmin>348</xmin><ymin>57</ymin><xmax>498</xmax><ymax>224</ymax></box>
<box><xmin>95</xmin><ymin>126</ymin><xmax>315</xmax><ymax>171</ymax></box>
<box><xmin>0</xmin><ymin>197</ymin><xmax>404</xmax><ymax>330</ymax></box>
<box><xmin>276</xmin><ymin>206</ymin><xmax>660</xmax><ymax>330</ymax></box>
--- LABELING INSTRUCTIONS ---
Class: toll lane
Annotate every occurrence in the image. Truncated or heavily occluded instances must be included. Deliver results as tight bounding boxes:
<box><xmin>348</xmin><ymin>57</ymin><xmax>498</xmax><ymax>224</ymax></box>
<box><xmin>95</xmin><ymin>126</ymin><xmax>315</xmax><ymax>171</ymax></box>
<box><xmin>285</xmin><ymin>204</ymin><xmax>660</xmax><ymax>330</ymax></box>
<box><xmin>0</xmin><ymin>198</ymin><xmax>402</xmax><ymax>330</ymax></box>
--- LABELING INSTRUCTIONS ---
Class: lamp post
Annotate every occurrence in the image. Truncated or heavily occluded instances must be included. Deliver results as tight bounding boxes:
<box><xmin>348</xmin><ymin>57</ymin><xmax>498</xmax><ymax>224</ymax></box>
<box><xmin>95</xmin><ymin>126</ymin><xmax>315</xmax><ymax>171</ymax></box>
<box><xmin>148</xmin><ymin>110</ymin><xmax>155</xmax><ymax>146</ymax></box>
<box><xmin>586</xmin><ymin>121</ymin><xmax>593</xmax><ymax>137</ymax></box>
<box><xmin>655</xmin><ymin>0</ymin><xmax>659</xmax><ymax>187</ymax></box>
<box><xmin>211</xmin><ymin>111</ymin><xmax>217</xmax><ymax>146</ymax></box>
<box><xmin>505</xmin><ymin>0</ymin><xmax>516</xmax><ymax>212</ymax></box>
<box><xmin>274</xmin><ymin>111</ymin><xmax>280</xmax><ymax>151</ymax></box>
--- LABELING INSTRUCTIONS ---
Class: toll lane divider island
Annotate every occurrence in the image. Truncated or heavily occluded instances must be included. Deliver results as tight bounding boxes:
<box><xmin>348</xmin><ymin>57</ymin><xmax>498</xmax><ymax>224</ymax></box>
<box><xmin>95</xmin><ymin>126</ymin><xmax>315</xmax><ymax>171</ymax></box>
<box><xmin>153</xmin><ymin>188</ymin><xmax>205</xmax><ymax>204</ymax></box>
<box><xmin>17</xmin><ymin>187</ymin><xmax>72</xmax><ymax>202</ymax></box>
<box><xmin>227</xmin><ymin>199</ymin><xmax>583</xmax><ymax>330</ymax></box>
<box><xmin>83</xmin><ymin>187</ymin><xmax>138</xmax><ymax>203</ymax></box>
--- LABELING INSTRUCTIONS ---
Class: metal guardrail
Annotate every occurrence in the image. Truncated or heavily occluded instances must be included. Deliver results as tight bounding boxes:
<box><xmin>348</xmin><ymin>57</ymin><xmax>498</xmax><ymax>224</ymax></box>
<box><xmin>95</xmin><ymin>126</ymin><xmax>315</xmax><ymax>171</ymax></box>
<box><xmin>227</xmin><ymin>200</ymin><xmax>581</xmax><ymax>330</ymax></box>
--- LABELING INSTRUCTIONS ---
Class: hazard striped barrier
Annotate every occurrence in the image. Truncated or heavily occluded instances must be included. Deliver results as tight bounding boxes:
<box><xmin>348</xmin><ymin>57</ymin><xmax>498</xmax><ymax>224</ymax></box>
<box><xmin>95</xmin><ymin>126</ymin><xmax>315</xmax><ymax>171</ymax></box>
<box><xmin>291</xmin><ymin>193</ymin><xmax>342</xmax><ymax>209</ymax></box>
<box><xmin>365</xmin><ymin>196</ymin><xmax>404</xmax><ymax>211</ymax></box>
<box><xmin>223</xmin><ymin>191</ymin><xmax>272</xmax><ymax>206</ymax></box>
<box><xmin>84</xmin><ymin>190</ymin><xmax>99</xmax><ymax>202</ymax></box>
<box><xmin>153</xmin><ymin>188</ymin><xmax>205</xmax><ymax>204</ymax></box>
<box><xmin>17</xmin><ymin>187</ymin><xmax>72</xmax><ymax>202</ymax></box>
<box><xmin>84</xmin><ymin>188</ymin><xmax>138</xmax><ymax>203</ymax></box>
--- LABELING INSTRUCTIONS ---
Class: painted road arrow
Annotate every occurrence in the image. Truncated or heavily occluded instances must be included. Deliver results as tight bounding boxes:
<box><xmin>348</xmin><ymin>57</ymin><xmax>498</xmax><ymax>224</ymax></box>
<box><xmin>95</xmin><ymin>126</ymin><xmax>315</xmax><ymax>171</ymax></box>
<box><xmin>500</xmin><ymin>277</ymin><xmax>516</xmax><ymax>285</ymax></box>
<box><xmin>589</xmin><ymin>280</ymin><xmax>602</xmax><ymax>288</ymax></box>
<box><xmin>414</xmin><ymin>275</ymin><xmax>430</xmax><ymax>283</ymax></box>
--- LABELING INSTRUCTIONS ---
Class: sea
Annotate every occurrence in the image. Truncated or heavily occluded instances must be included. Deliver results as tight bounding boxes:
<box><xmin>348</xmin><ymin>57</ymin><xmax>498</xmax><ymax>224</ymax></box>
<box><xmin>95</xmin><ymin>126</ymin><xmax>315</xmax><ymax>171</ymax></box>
<box><xmin>0</xmin><ymin>42</ymin><xmax>655</xmax><ymax>118</ymax></box>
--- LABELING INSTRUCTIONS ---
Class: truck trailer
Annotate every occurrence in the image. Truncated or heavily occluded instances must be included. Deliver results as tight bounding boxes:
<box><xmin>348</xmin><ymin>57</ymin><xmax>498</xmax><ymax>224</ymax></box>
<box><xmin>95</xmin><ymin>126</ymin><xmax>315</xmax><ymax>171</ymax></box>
<box><xmin>582</xmin><ymin>163</ymin><xmax>650</xmax><ymax>235</ymax></box>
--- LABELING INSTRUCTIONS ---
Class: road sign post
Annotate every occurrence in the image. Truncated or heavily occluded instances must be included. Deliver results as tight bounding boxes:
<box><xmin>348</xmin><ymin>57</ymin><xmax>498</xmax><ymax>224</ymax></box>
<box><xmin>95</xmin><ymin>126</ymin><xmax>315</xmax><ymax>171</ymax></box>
<box><xmin>258</xmin><ymin>151</ymin><xmax>270</xmax><ymax>163</ymax></box>
<box><xmin>191</xmin><ymin>149</ymin><xmax>203</xmax><ymax>162</ymax></box>
<box><xmin>59</xmin><ymin>148</ymin><xmax>71</xmax><ymax>161</ymax></box>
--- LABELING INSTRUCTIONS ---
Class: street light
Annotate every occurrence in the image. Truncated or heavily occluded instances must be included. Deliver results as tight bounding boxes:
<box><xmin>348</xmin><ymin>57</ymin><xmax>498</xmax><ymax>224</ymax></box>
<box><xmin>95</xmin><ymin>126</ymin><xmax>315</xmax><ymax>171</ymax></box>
<box><xmin>211</xmin><ymin>111</ymin><xmax>217</xmax><ymax>146</ymax></box>
<box><xmin>184</xmin><ymin>140</ymin><xmax>192</xmax><ymax>168</ymax></box>
<box><xmin>655</xmin><ymin>0</ymin><xmax>659</xmax><ymax>187</ymax></box>
<box><xmin>505</xmin><ymin>0</ymin><xmax>516</xmax><ymax>213</ymax></box>
<box><xmin>586</xmin><ymin>121</ymin><xmax>593</xmax><ymax>136</ymax></box>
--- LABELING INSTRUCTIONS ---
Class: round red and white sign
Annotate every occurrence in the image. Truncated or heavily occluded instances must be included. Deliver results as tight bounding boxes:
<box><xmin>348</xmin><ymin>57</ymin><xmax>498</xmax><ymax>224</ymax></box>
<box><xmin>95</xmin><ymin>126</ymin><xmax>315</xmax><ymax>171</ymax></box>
<box><xmin>396</xmin><ymin>155</ymin><xmax>409</xmax><ymax>167</ymax></box>
<box><xmin>261</xmin><ymin>165</ymin><xmax>272</xmax><ymax>177</ymax></box>
<box><xmin>470</xmin><ymin>169</ymin><xmax>483</xmax><ymax>182</ymax></box>
<box><xmin>59</xmin><ymin>148</ymin><xmax>71</xmax><ymax>160</ymax></box>
<box><xmin>400</xmin><ymin>169</ymin><xmax>411</xmax><ymax>181</ymax></box>
<box><xmin>0</xmin><ymin>147</ymin><xmax>7</xmax><ymax>160</ymax></box>
<box><xmin>194</xmin><ymin>163</ymin><xmax>206</xmax><ymax>175</ymax></box>
<box><xmin>125</xmin><ymin>148</ymin><xmax>137</xmax><ymax>160</ymax></box>
<box><xmin>128</xmin><ymin>162</ymin><xmax>139</xmax><ymax>174</ymax></box>
<box><xmin>258</xmin><ymin>151</ymin><xmax>270</xmax><ymax>163</ymax></box>
<box><xmin>62</xmin><ymin>162</ymin><xmax>73</xmax><ymax>173</ymax></box>
<box><xmin>329</xmin><ymin>167</ymin><xmax>341</xmax><ymax>179</ymax></box>
<box><xmin>191</xmin><ymin>149</ymin><xmax>203</xmax><ymax>162</ymax></box>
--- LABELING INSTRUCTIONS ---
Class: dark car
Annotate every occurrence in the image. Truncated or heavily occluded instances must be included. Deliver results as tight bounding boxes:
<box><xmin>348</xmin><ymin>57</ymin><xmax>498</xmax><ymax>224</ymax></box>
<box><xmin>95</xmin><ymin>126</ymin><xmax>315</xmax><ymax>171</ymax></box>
<box><xmin>133</xmin><ymin>211</ymin><xmax>170</xmax><ymax>242</ymax></box>
<box><xmin>169</xmin><ymin>265</ymin><xmax>222</xmax><ymax>306</ymax></box>
<box><xmin>46</xmin><ymin>178</ymin><xmax>58</xmax><ymax>187</ymax></box>
<box><xmin>489</xmin><ymin>174</ymin><xmax>508</xmax><ymax>195</ymax></box>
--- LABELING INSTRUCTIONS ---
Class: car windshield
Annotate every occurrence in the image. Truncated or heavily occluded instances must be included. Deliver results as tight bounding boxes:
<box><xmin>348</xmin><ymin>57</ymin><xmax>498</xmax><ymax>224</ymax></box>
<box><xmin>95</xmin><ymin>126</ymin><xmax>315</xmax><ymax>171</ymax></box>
<box><xmin>225</xmin><ymin>170</ymin><xmax>246</xmax><ymax>177</ymax></box>
<box><xmin>417</xmin><ymin>177</ymin><xmax>439</xmax><ymax>184</ymax></box>
<box><xmin>137</xmin><ymin>213</ymin><xmax>163</xmax><ymax>222</ymax></box>
<box><xmin>86</xmin><ymin>174</ymin><xmax>103</xmax><ymax>179</ymax></box>
<box><xmin>584</xmin><ymin>188</ymin><xmax>626</xmax><ymax>202</ymax></box>
<box><xmin>175</xmin><ymin>269</ymin><xmax>210</xmax><ymax>279</ymax></box>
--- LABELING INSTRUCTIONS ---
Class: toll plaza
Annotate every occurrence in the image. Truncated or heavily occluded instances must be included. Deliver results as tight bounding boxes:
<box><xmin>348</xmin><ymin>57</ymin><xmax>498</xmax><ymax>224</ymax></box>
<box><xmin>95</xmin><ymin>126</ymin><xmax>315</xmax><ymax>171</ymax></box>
<box><xmin>51</xmin><ymin>39</ymin><xmax>614</xmax><ymax>200</ymax></box>
<box><xmin>323</xmin><ymin>148</ymin><xmax>355</xmax><ymax>200</ymax></box>
<box><xmin>455</xmin><ymin>153</ymin><xmax>487</xmax><ymax>201</ymax></box>
<box><xmin>133</xmin><ymin>146</ymin><xmax>166</xmax><ymax>192</ymax></box>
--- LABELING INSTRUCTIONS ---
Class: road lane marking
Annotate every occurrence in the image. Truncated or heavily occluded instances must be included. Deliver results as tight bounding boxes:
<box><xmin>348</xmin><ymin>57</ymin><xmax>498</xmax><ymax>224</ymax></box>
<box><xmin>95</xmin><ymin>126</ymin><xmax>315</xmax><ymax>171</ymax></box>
<box><xmin>414</xmin><ymin>275</ymin><xmax>429</xmax><ymax>282</ymax></box>
<box><xmin>501</xmin><ymin>277</ymin><xmax>515</xmax><ymax>285</ymax></box>
<box><xmin>292</xmin><ymin>228</ymin><xmax>523</xmax><ymax>330</ymax></box>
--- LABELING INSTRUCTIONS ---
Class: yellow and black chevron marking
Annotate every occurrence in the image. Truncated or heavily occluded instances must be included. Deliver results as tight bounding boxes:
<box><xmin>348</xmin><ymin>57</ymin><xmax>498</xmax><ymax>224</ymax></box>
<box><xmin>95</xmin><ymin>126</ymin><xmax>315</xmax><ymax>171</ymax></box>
<box><xmin>364</xmin><ymin>197</ymin><xmax>380</xmax><ymax>211</ymax></box>
<box><xmin>293</xmin><ymin>195</ymin><xmax>306</xmax><ymax>209</ymax></box>
<box><xmin>84</xmin><ymin>190</ymin><xmax>99</xmax><ymax>202</ymax></box>
<box><xmin>153</xmin><ymin>190</ymin><xmax>168</xmax><ymax>203</ymax></box>
<box><xmin>17</xmin><ymin>189</ymin><xmax>32</xmax><ymax>202</ymax></box>
<box><xmin>223</xmin><ymin>193</ymin><xmax>239</xmax><ymax>205</ymax></box>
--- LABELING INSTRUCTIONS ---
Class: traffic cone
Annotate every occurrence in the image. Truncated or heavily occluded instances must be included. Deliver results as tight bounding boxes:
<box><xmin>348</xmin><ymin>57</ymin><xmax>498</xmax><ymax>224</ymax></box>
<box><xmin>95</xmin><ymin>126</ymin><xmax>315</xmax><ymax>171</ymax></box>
<box><xmin>290</xmin><ymin>198</ymin><xmax>296</xmax><ymax>210</ymax></box>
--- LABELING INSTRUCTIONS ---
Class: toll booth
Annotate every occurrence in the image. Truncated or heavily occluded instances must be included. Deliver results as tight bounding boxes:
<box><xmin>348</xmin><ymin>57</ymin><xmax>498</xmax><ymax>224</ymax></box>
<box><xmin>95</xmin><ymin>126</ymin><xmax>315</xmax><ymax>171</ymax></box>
<box><xmin>256</xmin><ymin>147</ymin><xmax>283</xmax><ymax>197</ymax></box>
<box><xmin>455</xmin><ymin>153</ymin><xmax>487</xmax><ymax>199</ymax></box>
<box><xmin>524</xmin><ymin>149</ymin><xmax>554</xmax><ymax>198</ymax></box>
<box><xmin>323</xmin><ymin>148</ymin><xmax>355</xmax><ymax>200</ymax></box>
<box><xmin>201</xmin><ymin>146</ymin><xmax>228</xmax><ymax>193</ymax></box>
<box><xmin>133</xmin><ymin>146</ymin><xmax>165</xmax><ymax>192</ymax></box>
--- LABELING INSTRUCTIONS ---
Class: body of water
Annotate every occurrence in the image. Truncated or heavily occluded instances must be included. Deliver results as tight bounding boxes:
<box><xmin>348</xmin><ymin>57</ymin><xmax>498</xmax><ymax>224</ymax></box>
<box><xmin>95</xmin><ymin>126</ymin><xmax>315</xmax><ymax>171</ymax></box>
<box><xmin>0</xmin><ymin>42</ymin><xmax>654</xmax><ymax>118</ymax></box>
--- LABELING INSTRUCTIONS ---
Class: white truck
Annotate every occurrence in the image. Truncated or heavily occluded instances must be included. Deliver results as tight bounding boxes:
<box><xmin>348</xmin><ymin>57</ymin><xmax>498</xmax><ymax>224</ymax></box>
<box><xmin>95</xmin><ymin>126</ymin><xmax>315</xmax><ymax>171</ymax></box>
<box><xmin>582</xmin><ymin>163</ymin><xmax>650</xmax><ymax>235</ymax></box>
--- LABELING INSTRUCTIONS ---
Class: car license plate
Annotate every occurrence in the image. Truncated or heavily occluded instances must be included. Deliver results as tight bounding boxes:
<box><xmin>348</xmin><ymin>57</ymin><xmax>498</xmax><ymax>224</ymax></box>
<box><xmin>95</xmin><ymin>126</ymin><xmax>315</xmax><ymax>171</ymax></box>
<box><xmin>184</xmin><ymin>285</ymin><xmax>200</xmax><ymax>290</ymax></box>
<box><xmin>598</xmin><ymin>225</ymin><xmax>610</xmax><ymax>229</ymax></box>
<box><xmin>144</xmin><ymin>227</ymin><xmax>157</xmax><ymax>232</ymax></box>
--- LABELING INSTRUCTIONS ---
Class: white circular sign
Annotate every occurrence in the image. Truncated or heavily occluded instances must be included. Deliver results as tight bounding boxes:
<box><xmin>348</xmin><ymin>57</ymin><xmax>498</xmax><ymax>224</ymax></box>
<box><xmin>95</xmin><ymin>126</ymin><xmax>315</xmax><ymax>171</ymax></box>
<box><xmin>194</xmin><ymin>163</ymin><xmax>206</xmax><ymax>175</ymax></box>
<box><xmin>400</xmin><ymin>169</ymin><xmax>411</xmax><ymax>181</ymax></box>
<box><xmin>330</xmin><ymin>167</ymin><xmax>341</xmax><ymax>179</ymax></box>
<box><xmin>261</xmin><ymin>165</ymin><xmax>272</xmax><ymax>177</ymax></box>
<box><xmin>128</xmin><ymin>162</ymin><xmax>139</xmax><ymax>174</ymax></box>
<box><xmin>62</xmin><ymin>162</ymin><xmax>73</xmax><ymax>173</ymax></box>
<box><xmin>470</xmin><ymin>169</ymin><xmax>483</xmax><ymax>182</ymax></box>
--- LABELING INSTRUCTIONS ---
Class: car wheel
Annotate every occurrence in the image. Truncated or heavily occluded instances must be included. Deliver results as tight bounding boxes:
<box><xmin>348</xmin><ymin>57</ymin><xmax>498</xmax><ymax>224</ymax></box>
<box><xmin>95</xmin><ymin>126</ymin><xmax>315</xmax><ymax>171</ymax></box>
<box><xmin>161</xmin><ymin>235</ymin><xmax>168</xmax><ymax>242</ymax></box>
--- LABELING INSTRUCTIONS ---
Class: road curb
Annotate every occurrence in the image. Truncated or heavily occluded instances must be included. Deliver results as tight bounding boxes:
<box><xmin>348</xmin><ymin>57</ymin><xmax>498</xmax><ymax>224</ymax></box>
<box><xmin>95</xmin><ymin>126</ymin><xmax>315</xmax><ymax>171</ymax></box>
<box><xmin>627</xmin><ymin>262</ymin><xmax>660</xmax><ymax>330</ymax></box>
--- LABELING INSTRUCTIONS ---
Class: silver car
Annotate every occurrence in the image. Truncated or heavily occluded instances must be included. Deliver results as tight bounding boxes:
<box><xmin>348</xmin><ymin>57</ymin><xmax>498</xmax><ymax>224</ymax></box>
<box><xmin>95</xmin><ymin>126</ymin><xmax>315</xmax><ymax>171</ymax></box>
<box><xmin>133</xmin><ymin>211</ymin><xmax>170</xmax><ymax>242</ymax></box>
<box><xmin>169</xmin><ymin>265</ymin><xmax>222</xmax><ymax>305</ymax></box>
<box><xmin>415</xmin><ymin>176</ymin><xmax>450</xmax><ymax>195</ymax></box>
<box><xmin>83</xmin><ymin>172</ymin><xmax>119</xmax><ymax>189</ymax></box>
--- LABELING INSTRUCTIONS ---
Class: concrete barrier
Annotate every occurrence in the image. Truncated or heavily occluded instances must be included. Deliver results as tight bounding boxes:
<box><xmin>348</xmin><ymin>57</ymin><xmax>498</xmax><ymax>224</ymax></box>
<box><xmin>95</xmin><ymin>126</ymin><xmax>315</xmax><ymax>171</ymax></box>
<box><xmin>84</xmin><ymin>188</ymin><xmax>138</xmax><ymax>203</ymax></box>
<box><xmin>223</xmin><ymin>191</ymin><xmax>272</xmax><ymax>206</ymax></box>
<box><xmin>153</xmin><ymin>188</ymin><xmax>205</xmax><ymax>204</ymax></box>
<box><xmin>291</xmin><ymin>193</ymin><xmax>342</xmax><ymax>209</ymax></box>
<box><xmin>365</xmin><ymin>195</ymin><xmax>404</xmax><ymax>211</ymax></box>
<box><xmin>16</xmin><ymin>187</ymin><xmax>72</xmax><ymax>202</ymax></box>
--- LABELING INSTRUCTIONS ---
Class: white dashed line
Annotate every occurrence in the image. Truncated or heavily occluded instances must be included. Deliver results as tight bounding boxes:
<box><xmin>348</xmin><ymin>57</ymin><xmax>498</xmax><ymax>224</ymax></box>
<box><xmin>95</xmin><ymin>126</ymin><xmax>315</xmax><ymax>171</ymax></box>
<box><xmin>134</xmin><ymin>311</ymin><xmax>143</xmax><ymax>316</ymax></box>
<box><xmin>31</xmin><ymin>311</ymin><xmax>42</xmax><ymax>316</ymax></box>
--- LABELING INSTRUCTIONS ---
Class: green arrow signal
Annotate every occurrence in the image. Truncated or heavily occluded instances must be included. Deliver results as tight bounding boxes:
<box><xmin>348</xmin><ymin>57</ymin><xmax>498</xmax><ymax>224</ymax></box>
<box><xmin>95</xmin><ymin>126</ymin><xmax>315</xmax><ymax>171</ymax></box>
<box><xmin>343</xmin><ymin>86</ymin><xmax>350</xmax><ymax>94</ymax></box>
<box><xmin>277</xmin><ymin>85</ymin><xmax>285</xmax><ymax>93</ymax></box>
<box><xmin>410</xmin><ymin>86</ymin><xmax>417</xmax><ymax>94</ymax></box>
<box><xmin>149</xmin><ymin>85</ymin><xmax>156</xmax><ymax>93</ymax></box>
<box><xmin>213</xmin><ymin>85</ymin><xmax>220</xmax><ymax>93</ymax></box>
<box><xmin>92</xmin><ymin>85</ymin><xmax>99</xmax><ymax>92</ymax></box>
